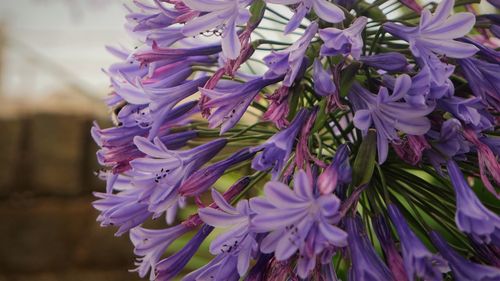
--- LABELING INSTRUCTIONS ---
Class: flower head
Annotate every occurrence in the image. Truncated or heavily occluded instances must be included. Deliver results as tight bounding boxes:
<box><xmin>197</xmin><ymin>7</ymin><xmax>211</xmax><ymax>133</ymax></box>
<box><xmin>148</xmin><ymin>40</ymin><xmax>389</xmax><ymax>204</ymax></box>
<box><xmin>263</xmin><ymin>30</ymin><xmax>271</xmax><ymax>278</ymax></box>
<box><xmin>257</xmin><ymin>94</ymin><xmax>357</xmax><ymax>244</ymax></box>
<box><xmin>384</xmin><ymin>0</ymin><xmax>478</xmax><ymax>85</ymax></box>
<box><xmin>250</xmin><ymin>170</ymin><xmax>347</xmax><ymax>278</ymax></box>
<box><xmin>447</xmin><ymin>160</ymin><xmax>500</xmax><ymax>245</ymax></box>
<box><xmin>266</xmin><ymin>0</ymin><xmax>344</xmax><ymax>34</ymax></box>
<box><xmin>181</xmin><ymin>0</ymin><xmax>252</xmax><ymax>59</ymax></box>
<box><xmin>320</xmin><ymin>16</ymin><xmax>367</xmax><ymax>59</ymax></box>
<box><xmin>350</xmin><ymin>74</ymin><xmax>434</xmax><ymax>164</ymax></box>
<box><xmin>251</xmin><ymin>109</ymin><xmax>309</xmax><ymax>178</ymax></box>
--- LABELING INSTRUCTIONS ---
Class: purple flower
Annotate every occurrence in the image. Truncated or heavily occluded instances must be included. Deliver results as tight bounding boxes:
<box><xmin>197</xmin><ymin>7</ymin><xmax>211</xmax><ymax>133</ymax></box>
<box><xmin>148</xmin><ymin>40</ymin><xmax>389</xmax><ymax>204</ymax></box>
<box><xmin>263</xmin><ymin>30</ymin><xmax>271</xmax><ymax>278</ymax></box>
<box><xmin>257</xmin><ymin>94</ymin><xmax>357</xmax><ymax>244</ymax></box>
<box><xmin>345</xmin><ymin>215</ymin><xmax>395</xmax><ymax>281</ymax></box>
<box><xmin>425</xmin><ymin>119</ymin><xmax>469</xmax><ymax>165</ymax></box>
<box><xmin>201</xmin><ymin>76</ymin><xmax>283</xmax><ymax>133</ymax></box>
<box><xmin>319</xmin><ymin>16</ymin><xmax>367</xmax><ymax>59</ymax></box>
<box><xmin>350</xmin><ymin>74</ymin><xmax>434</xmax><ymax>164</ymax></box>
<box><xmin>155</xmin><ymin>225</ymin><xmax>214</xmax><ymax>280</ymax></box>
<box><xmin>250</xmin><ymin>170</ymin><xmax>347</xmax><ymax>278</ymax></box>
<box><xmin>372</xmin><ymin>215</ymin><xmax>408</xmax><ymax>281</ymax></box>
<box><xmin>92</xmin><ymin>101</ymin><xmax>199</xmax><ymax>173</ymax></box>
<box><xmin>251</xmin><ymin>109</ymin><xmax>309</xmax><ymax>178</ymax></box>
<box><xmin>462</xmin><ymin>129</ymin><xmax>500</xmax><ymax>198</ymax></box>
<box><xmin>438</xmin><ymin>96</ymin><xmax>494</xmax><ymax>131</ymax></box>
<box><xmin>93</xmin><ymin>180</ymin><xmax>152</xmax><ymax>236</ymax></box>
<box><xmin>388</xmin><ymin>204</ymin><xmax>446</xmax><ymax>281</ymax></box>
<box><xmin>429</xmin><ymin>231</ymin><xmax>500</xmax><ymax>281</ymax></box>
<box><xmin>134</xmin><ymin>42</ymin><xmax>222</xmax><ymax>65</ymax></box>
<box><xmin>179</xmin><ymin>148</ymin><xmax>255</xmax><ymax>196</ymax></box>
<box><xmin>313</xmin><ymin>59</ymin><xmax>337</xmax><ymax>97</ymax></box>
<box><xmin>459</xmin><ymin>57</ymin><xmax>500</xmax><ymax>111</ymax></box>
<box><xmin>263</xmin><ymin>22</ymin><xmax>318</xmax><ymax>87</ymax></box>
<box><xmin>196</xmin><ymin>189</ymin><xmax>258</xmax><ymax>277</ymax></box>
<box><xmin>317</xmin><ymin>144</ymin><xmax>352</xmax><ymax>194</ymax></box>
<box><xmin>181</xmin><ymin>0</ymin><xmax>252</xmax><ymax>59</ymax></box>
<box><xmin>447</xmin><ymin>160</ymin><xmax>500</xmax><ymax>245</ymax></box>
<box><xmin>392</xmin><ymin>135</ymin><xmax>430</xmax><ymax>165</ymax></box>
<box><xmin>129</xmin><ymin>137</ymin><xmax>226</xmax><ymax>215</ymax></box>
<box><xmin>384</xmin><ymin>0</ymin><xmax>478</xmax><ymax>85</ymax></box>
<box><xmin>129</xmin><ymin>224</ymin><xmax>191</xmax><ymax>279</ymax></box>
<box><xmin>265</xmin><ymin>0</ymin><xmax>344</xmax><ymax>34</ymax></box>
<box><xmin>359</xmin><ymin>52</ymin><xmax>409</xmax><ymax>72</ymax></box>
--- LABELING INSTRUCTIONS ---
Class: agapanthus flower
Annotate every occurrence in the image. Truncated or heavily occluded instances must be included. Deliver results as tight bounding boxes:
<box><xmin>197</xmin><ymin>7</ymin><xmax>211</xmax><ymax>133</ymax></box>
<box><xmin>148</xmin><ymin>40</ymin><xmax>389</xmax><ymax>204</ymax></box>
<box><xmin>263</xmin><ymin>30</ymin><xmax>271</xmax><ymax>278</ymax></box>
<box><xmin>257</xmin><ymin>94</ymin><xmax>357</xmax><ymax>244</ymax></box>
<box><xmin>251</xmin><ymin>109</ymin><xmax>309</xmax><ymax>178</ymax></box>
<box><xmin>317</xmin><ymin>144</ymin><xmax>351</xmax><ymax>194</ymax></box>
<box><xmin>266</xmin><ymin>0</ymin><xmax>345</xmax><ymax>34</ymax></box>
<box><xmin>250</xmin><ymin>170</ymin><xmax>347</xmax><ymax>278</ymax></box>
<box><xmin>129</xmin><ymin>136</ymin><xmax>226</xmax><ymax>215</ymax></box>
<box><xmin>345</xmin><ymin>215</ymin><xmax>395</xmax><ymax>281</ymax></box>
<box><xmin>181</xmin><ymin>0</ymin><xmax>252</xmax><ymax>59</ymax></box>
<box><xmin>130</xmin><ymin>224</ymin><xmax>191</xmax><ymax>279</ymax></box>
<box><xmin>196</xmin><ymin>189</ymin><xmax>258</xmax><ymax>278</ymax></box>
<box><xmin>155</xmin><ymin>224</ymin><xmax>214</xmax><ymax>280</ymax></box>
<box><xmin>319</xmin><ymin>16</ymin><xmax>367</xmax><ymax>59</ymax></box>
<box><xmin>459</xmin><ymin>57</ymin><xmax>500</xmax><ymax>111</ymax></box>
<box><xmin>179</xmin><ymin>148</ymin><xmax>255</xmax><ymax>196</ymax></box>
<box><xmin>430</xmin><ymin>231</ymin><xmax>500</xmax><ymax>281</ymax></box>
<box><xmin>359</xmin><ymin>52</ymin><xmax>409</xmax><ymax>72</ymax></box>
<box><xmin>200</xmin><ymin>76</ymin><xmax>283</xmax><ymax>133</ymax></box>
<box><xmin>350</xmin><ymin>74</ymin><xmax>434</xmax><ymax>164</ymax></box>
<box><xmin>384</xmin><ymin>0</ymin><xmax>478</xmax><ymax>85</ymax></box>
<box><xmin>447</xmin><ymin>160</ymin><xmax>500</xmax><ymax>245</ymax></box>
<box><xmin>94</xmin><ymin>1</ymin><xmax>500</xmax><ymax>280</ymax></box>
<box><xmin>372</xmin><ymin>215</ymin><xmax>408</xmax><ymax>281</ymax></box>
<box><xmin>313</xmin><ymin>59</ymin><xmax>337</xmax><ymax>97</ymax></box>
<box><xmin>263</xmin><ymin>22</ymin><xmax>318</xmax><ymax>87</ymax></box>
<box><xmin>392</xmin><ymin>135</ymin><xmax>430</xmax><ymax>165</ymax></box>
<box><xmin>388</xmin><ymin>204</ymin><xmax>446</xmax><ymax>281</ymax></box>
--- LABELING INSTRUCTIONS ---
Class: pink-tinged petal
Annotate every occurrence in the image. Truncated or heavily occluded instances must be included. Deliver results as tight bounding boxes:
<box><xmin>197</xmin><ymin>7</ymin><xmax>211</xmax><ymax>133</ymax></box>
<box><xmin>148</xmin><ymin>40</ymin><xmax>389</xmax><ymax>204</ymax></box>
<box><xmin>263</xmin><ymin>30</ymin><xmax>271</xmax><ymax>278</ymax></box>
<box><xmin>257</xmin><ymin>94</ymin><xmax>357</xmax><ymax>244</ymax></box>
<box><xmin>199</xmin><ymin>207</ymin><xmax>246</xmax><ymax>227</ymax></box>
<box><xmin>211</xmin><ymin>188</ymin><xmax>237</xmax><ymax>214</ymax></box>
<box><xmin>353</xmin><ymin>109</ymin><xmax>373</xmax><ymax>131</ymax></box>
<box><xmin>182</xmin><ymin>10</ymin><xmax>227</xmax><ymax>36</ymax></box>
<box><xmin>418</xmin><ymin>38</ymin><xmax>479</xmax><ymax>58</ymax></box>
<box><xmin>294</xmin><ymin>169</ymin><xmax>314</xmax><ymax>199</ymax></box>
<box><xmin>264</xmin><ymin>181</ymin><xmax>308</xmax><ymax>208</ymax></box>
<box><xmin>318</xmin><ymin>221</ymin><xmax>348</xmax><ymax>246</ymax></box>
<box><xmin>251</xmin><ymin>208</ymin><xmax>308</xmax><ymax>231</ymax></box>
<box><xmin>182</xmin><ymin>0</ymin><xmax>233</xmax><ymax>12</ymax></box>
<box><xmin>221</xmin><ymin>16</ymin><xmax>241</xmax><ymax>59</ymax></box>
<box><xmin>424</xmin><ymin>13</ymin><xmax>475</xmax><ymax>39</ymax></box>
<box><xmin>313</xmin><ymin>0</ymin><xmax>345</xmax><ymax>23</ymax></box>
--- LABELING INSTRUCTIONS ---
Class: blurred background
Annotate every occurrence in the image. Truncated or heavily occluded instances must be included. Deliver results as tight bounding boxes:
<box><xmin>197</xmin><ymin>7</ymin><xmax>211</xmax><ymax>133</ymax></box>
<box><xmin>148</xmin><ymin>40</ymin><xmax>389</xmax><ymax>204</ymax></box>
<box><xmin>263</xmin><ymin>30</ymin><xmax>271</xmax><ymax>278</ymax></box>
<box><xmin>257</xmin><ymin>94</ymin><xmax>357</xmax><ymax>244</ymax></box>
<box><xmin>0</xmin><ymin>1</ymin><xmax>142</xmax><ymax>280</ymax></box>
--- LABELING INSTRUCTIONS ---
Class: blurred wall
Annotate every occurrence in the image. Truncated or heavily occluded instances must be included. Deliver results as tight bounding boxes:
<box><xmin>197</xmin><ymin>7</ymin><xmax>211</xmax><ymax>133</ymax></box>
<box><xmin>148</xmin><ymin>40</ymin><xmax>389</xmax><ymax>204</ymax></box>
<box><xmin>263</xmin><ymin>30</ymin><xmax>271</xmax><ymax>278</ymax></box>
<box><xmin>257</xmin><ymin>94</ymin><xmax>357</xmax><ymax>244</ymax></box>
<box><xmin>0</xmin><ymin>104</ymin><xmax>141</xmax><ymax>281</ymax></box>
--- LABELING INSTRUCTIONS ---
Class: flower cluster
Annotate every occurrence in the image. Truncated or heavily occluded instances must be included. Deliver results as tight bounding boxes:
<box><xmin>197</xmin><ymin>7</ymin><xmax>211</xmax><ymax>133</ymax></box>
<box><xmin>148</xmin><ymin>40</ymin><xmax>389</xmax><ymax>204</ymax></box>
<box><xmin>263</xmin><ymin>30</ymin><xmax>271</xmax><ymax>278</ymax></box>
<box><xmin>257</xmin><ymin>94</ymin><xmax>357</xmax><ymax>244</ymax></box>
<box><xmin>93</xmin><ymin>0</ymin><xmax>500</xmax><ymax>280</ymax></box>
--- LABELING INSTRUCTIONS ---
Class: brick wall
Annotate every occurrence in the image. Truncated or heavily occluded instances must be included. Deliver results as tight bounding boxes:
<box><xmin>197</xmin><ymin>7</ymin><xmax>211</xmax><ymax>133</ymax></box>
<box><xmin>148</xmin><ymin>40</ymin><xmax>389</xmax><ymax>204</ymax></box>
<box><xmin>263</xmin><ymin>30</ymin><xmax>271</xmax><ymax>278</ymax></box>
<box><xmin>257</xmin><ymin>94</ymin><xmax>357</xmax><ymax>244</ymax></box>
<box><xmin>0</xmin><ymin>113</ymin><xmax>141</xmax><ymax>281</ymax></box>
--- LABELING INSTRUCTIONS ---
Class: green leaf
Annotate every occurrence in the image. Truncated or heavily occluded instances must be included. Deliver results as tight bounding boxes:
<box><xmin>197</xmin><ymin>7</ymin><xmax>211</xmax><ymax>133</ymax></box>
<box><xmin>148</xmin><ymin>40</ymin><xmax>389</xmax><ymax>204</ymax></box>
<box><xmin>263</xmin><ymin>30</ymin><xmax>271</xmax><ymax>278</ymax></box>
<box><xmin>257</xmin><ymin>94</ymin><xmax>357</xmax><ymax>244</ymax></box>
<box><xmin>357</xmin><ymin>1</ymin><xmax>387</xmax><ymax>21</ymax></box>
<box><xmin>248</xmin><ymin>0</ymin><xmax>266</xmax><ymax>27</ymax></box>
<box><xmin>311</xmin><ymin>98</ymin><xmax>327</xmax><ymax>134</ymax></box>
<box><xmin>340</xmin><ymin>62</ymin><xmax>361</xmax><ymax>97</ymax></box>
<box><xmin>352</xmin><ymin>130</ymin><xmax>377</xmax><ymax>186</ymax></box>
